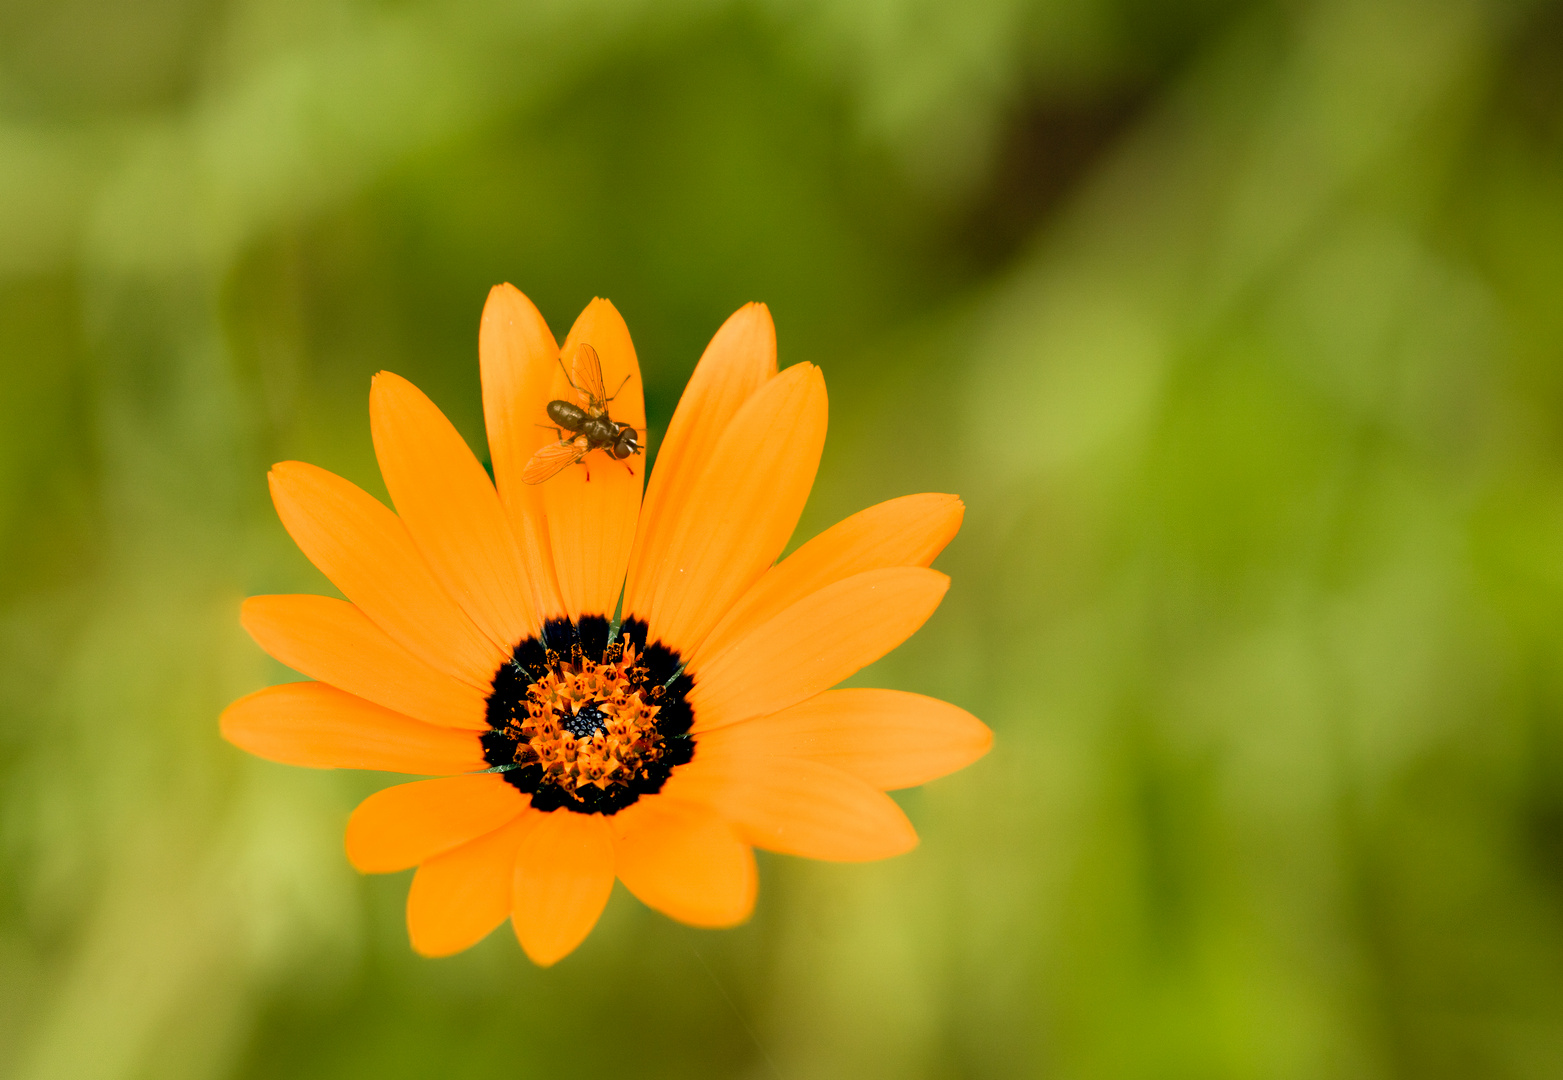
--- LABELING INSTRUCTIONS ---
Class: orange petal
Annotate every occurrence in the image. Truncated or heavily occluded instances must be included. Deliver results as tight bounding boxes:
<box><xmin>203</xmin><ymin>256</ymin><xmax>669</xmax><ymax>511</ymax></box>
<box><xmin>663</xmin><ymin>750</ymin><xmax>917</xmax><ymax>862</ymax></box>
<box><xmin>479</xmin><ymin>284</ymin><xmax>565</xmax><ymax>621</ymax></box>
<box><xmin>220</xmin><ymin>682</ymin><xmax>486</xmax><ymax>774</ymax></box>
<box><xmin>624</xmin><ymin>304</ymin><xmax>776</xmax><ymax>617</ymax></box>
<box><xmin>543</xmin><ymin>299</ymin><xmax>645</xmax><ymax>620</ymax></box>
<box><xmin>241</xmin><ymin>595</ymin><xmax>489</xmax><ymax>730</ymax></box>
<box><xmin>694</xmin><ymin>493</ymin><xmax>964</xmax><ymax>668</ymax></box>
<box><xmin>407</xmin><ymin>810</ymin><xmax>539</xmax><ymax>957</ymax></box>
<box><xmin>633</xmin><ymin>363</ymin><xmax>827</xmax><ymax>657</ymax></box>
<box><xmin>695</xmin><ymin>689</ymin><xmax>991</xmax><ymax>790</ymax></box>
<box><xmin>345</xmin><ymin>773</ymin><xmax>528</xmax><ymax>873</ymax></box>
<box><xmin>610</xmin><ymin>796</ymin><xmax>756</xmax><ymax>927</ymax></box>
<box><xmin>268</xmin><ymin>461</ymin><xmax>504</xmax><ymax>690</ymax></box>
<box><xmin>688</xmin><ymin>566</ymin><xmax>949</xmax><ymax>731</ymax></box>
<box><xmin>370</xmin><ymin>371</ymin><xmax>536</xmax><ymax>649</ymax></box>
<box><xmin>511</xmin><ymin>809</ymin><xmax>615</xmax><ymax>966</ymax></box>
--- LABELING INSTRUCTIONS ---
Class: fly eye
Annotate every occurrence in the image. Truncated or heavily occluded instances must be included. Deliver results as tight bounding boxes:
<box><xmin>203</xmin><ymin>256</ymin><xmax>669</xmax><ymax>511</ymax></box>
<box><xmin>613</xmin><ymin>441</ymin><xmax>632</xmax><ymax>460</ymax></box>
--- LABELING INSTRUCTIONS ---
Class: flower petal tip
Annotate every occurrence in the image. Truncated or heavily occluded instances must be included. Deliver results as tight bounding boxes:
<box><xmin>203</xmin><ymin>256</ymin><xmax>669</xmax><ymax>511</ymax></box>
<box><xmin>216</xmin><ymin>699</ymin><xmax>246</xmax><ymax>750</ymax></box>
<box><xmin>408</xmin><ymin>934</ymin><xmax>458</xmax><ymax>960</ymax></box>
<box><xmin>481</xmin><ymin>283</ymin><xmax>550</xmax><ymax>329</ymax></box>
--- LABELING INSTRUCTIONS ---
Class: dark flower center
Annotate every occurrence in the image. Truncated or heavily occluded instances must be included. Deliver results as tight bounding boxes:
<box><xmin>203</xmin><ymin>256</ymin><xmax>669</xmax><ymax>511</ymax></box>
<box><xmin>482</xmin><ymin>616</ymin><xmax>694</xmax><ymax>815</ymax></box>
<box><xmin>561</xmin><ymin>701</ymin><xmax>610</xmax><ymax>739</ymax></box>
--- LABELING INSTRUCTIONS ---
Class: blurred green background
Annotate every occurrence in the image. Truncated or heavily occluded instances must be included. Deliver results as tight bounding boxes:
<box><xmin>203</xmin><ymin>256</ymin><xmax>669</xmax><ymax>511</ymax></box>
<box><xmin>5</xmin><ymin>0</ymin><xmax>1563</xmax><ymax>1076</ymax></box>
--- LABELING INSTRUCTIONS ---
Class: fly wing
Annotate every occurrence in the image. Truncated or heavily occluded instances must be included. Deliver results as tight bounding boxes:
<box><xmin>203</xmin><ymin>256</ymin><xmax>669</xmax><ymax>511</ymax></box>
<box><xmin>522</xmin><ymin>438</ymin><xmax>586</xmax><ymax>485</ymax></box>
<box><xmin>570</xmin><ymin>343</ymin><xmax>608</xmax><ymax>411</ymax></box>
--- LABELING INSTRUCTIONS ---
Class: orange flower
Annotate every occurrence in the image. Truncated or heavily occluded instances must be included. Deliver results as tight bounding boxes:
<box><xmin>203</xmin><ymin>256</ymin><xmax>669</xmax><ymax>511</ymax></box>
<box><xmin>222</xmin><ymin>286</ymin><xmax>991</xmax><ymax>965</ymax></box>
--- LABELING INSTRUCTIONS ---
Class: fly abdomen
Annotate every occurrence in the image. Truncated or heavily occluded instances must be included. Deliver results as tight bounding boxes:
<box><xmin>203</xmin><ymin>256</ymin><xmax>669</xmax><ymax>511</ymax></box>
<box><xmin>547</xmin><ymin>400</ymin><xmax>589</xmax><ymax>430</ymax></box>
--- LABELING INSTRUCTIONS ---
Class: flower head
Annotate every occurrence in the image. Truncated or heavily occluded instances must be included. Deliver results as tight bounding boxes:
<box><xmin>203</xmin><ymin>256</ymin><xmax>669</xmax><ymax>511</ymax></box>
<box><xmin>222</xmin><ymin>286</ymin><xmax>991</xmax><ymax>965</ymax></box>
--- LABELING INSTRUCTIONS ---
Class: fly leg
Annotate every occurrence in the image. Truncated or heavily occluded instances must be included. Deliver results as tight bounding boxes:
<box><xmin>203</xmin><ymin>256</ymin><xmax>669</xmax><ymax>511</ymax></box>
<box><xmin>555</xmin><ymin>354</ymin><xmax>583</xmax><ymax>395</ymax></box>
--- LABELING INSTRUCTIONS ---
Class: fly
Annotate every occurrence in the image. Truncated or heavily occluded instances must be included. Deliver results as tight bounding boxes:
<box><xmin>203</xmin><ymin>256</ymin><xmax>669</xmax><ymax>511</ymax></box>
<box><xmin>522</xmin><ymin>343</ymin><xmax>642</xmax><ymax>484</ymax></box>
